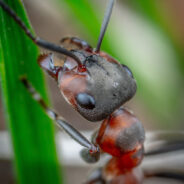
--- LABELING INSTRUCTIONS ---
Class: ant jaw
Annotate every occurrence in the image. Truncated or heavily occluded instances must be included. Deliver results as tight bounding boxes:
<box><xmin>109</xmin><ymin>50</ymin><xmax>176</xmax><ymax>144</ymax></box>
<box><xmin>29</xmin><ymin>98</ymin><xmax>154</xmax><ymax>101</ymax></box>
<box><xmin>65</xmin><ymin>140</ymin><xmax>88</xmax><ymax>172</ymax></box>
<box><xmin>38</xmin><ymin>54</ymin><xmax>62</xmax><ymax>80</ymax></box>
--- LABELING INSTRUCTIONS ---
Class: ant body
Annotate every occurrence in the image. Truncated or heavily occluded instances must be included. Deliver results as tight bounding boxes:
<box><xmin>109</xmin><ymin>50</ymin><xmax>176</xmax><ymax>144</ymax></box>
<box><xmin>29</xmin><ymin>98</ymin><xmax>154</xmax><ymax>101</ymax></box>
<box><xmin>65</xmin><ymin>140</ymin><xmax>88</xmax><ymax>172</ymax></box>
<box><xmin>0</xmin><ymin>0</ymin><xmax>184</xmax><ymax>183</ymax></box>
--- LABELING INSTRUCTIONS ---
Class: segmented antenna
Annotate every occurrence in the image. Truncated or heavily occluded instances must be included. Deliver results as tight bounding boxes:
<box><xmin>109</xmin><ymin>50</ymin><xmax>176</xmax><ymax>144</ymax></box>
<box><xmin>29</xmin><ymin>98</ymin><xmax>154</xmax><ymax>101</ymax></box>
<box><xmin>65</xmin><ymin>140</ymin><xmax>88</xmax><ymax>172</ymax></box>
<box><xmin>95</xmin><ymin>0</ymin><xmax>115</xmax><ymax>52</ymax></box>
<box><xmin>0</xmin><ymin>0</ymin><xmax>81</xmax><ymax>64</ymax></box>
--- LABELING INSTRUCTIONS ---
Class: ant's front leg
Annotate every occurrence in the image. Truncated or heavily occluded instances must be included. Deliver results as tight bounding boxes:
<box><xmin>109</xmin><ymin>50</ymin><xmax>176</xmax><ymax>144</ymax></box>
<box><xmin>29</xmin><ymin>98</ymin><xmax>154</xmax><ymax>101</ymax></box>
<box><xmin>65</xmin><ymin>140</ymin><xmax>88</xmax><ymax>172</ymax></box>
<box><xmin>60</xmin><ymin>37</ymin><xmax>93</xmax><ymax>52</ymax></box>
<box><xmin>20</xmin><ymin>77</ymin><xmax>99</xmax><ymax>155</ymax></box>
<box><xmin>80</xmin><ymin>130</ymin><xmax>100</xmax><ymax>163</ymax></box>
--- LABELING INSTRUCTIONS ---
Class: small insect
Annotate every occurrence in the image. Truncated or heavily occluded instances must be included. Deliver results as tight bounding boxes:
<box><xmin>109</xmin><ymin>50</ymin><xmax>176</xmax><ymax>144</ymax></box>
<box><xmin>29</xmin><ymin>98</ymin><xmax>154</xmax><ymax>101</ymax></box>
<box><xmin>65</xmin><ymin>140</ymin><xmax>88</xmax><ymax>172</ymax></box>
<box><xmin>0</xmin><ymin>0</ymin><xmax>184</xmax><ymax>184</ymax></box>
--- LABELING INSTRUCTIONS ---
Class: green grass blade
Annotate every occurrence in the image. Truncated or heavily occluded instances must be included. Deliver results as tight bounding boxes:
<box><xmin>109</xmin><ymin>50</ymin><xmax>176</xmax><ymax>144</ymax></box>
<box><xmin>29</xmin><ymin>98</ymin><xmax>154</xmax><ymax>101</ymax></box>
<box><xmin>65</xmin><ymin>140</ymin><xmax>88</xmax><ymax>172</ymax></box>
<box><xmin>0</xmin><ymin>0</ymin><xmax>62</xmax><ymax>183</ymax></box>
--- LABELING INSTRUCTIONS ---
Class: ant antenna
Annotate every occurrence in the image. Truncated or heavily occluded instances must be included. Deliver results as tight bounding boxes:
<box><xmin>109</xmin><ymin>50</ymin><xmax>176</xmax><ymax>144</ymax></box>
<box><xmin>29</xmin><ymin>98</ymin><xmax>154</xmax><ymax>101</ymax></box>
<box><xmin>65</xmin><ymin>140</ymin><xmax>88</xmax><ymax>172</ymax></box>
<box><xmin>95</xmin><ymin>0</ymin><xmax>115</xmax><ymax>52</ymax></box>
<box><xmin>0</xmin><ymin>1</ymin><xmax>81</xmax><ymax>65</ymax></box>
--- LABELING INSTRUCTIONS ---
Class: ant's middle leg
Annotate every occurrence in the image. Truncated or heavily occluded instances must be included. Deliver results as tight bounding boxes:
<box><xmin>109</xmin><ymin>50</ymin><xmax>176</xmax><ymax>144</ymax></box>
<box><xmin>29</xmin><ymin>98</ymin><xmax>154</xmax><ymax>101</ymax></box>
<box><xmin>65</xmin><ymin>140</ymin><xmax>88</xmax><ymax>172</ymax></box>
<box><xmin>20</xmin><ymin>77</ymin><xmax>99</xmax><ymax>155</ymax></box>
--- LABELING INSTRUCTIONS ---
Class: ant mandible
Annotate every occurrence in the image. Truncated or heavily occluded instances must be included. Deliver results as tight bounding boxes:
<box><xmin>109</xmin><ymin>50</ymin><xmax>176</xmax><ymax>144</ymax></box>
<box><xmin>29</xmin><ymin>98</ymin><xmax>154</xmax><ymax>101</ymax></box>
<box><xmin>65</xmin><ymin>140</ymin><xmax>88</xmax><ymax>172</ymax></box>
<box><xmin>0</xmin><ymin>0</ymin><xmax>145</xmax><ymax>183</ymax></box>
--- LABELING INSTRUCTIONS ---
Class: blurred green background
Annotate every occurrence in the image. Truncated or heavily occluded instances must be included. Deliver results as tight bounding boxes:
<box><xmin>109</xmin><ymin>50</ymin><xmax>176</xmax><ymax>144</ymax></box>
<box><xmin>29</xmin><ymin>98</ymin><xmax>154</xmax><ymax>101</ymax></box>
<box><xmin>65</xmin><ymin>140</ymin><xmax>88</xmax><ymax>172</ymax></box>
<box><xmin>0</xmin><ymin>0</ymin><xmax>184</xmax><ymax>184</ymax></box>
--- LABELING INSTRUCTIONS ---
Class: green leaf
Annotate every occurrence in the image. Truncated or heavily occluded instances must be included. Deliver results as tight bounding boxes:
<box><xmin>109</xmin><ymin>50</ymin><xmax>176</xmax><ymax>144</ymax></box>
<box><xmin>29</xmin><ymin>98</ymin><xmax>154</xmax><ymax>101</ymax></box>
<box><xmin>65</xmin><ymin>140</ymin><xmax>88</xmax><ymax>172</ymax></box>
<box><xmin>0</xmin><ymin>0</ymin><xmax>62</xmax><ymax>183</ymax></box>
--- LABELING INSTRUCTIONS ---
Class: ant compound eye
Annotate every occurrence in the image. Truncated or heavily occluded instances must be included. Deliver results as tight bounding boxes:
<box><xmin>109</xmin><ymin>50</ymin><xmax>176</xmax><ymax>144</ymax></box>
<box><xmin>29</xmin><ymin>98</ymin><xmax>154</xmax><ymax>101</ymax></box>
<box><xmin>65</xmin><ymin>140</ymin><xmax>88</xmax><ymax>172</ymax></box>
<box><xmin>122</xmin><ymin>64</ymin><xmax>134</xmax><ymax>78</ymax></box>
<box><xmin>76</xmin><ymin>93</ymin><xmax>95</xmax><ymax>109</ymax></box>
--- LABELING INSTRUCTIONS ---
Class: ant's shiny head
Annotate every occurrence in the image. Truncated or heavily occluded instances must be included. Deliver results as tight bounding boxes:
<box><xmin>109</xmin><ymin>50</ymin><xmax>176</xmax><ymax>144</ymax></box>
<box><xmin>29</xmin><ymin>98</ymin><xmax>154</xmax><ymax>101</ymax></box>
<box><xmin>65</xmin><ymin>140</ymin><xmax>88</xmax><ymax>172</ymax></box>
<box><xmin>38</xmin><ymin>49</ymin><xmax>137</xmax><ymax>122</ymax></box>
<box><xmin>57</xmin><ymin>50</ymin><xmax>137</xmax><ymax>121</ymax></box>
<box><xmin>38</xmin><ymin>0</ymin><xmax>136</xmax><ymax>121</ymax></box>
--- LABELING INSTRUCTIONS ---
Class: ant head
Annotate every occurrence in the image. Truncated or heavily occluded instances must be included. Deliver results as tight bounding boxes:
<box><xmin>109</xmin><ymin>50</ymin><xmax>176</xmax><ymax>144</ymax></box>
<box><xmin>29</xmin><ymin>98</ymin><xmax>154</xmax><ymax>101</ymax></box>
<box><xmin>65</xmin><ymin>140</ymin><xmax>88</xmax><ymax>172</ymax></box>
<box><xmin>58</xmin><ymin>50</ymin><xmax>137</xmax><ymax>121</ymax></box>
<box><xmin>38</xmin><ymin>0</ymin><xmax>137</xmax><ymax>121</ymax></box>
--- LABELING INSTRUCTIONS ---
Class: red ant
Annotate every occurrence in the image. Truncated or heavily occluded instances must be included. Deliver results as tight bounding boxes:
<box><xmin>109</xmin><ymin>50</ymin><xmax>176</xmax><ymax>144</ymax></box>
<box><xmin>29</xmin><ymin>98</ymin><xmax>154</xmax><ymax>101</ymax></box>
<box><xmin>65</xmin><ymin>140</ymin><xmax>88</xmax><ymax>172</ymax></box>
<box><xmin>0</xmin><ymin>0</ymin><xmax>184</xmax><ymax>183</ymax></box>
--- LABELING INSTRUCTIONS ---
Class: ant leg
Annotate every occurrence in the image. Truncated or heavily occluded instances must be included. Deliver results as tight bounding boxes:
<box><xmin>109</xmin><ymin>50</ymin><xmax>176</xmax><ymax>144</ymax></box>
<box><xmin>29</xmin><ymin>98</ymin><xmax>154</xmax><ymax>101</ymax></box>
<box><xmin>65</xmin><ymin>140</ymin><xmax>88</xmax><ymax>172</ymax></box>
<box><xmin>144</xmin><ymin>171</ymin><xmax>184</xmax><ymax>182</ymax></box>
<box><xmin>145</xmin><ymin>131</ymin><xmax>184</xmax><ymax>156</ymax></box>
<box><xmin>80</xmin><ymin>130</ymin><xmax>100</xmax><ymax>163</ymax></box>
<box><xmin>20</xmin><ymin>77</ymin><xmax>99</xmax><ymax>154</ymax></box>
<box><xmin>60</xmin><ymin>37</ymin><xmax>93</xmax><ymax>52</ymax></box>
<box><xmin>145</xmin><ymin>141</ymin><xmax>184</xmax><ymax>156</ymax></box>
<box><xmin>0</xmin><ymin>1</ymin><xmax>81</xmax><ymax>65</ymax></box>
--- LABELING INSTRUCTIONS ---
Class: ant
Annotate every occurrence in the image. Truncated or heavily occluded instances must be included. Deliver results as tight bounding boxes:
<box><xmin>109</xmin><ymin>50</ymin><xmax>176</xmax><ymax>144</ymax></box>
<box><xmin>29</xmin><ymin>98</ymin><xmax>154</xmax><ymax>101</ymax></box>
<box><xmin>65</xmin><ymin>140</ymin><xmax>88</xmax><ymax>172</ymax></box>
<box><xmin>0</xmin><ymin>0</ymin><xmax>184</xmax><ymax>183</ymax></box>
